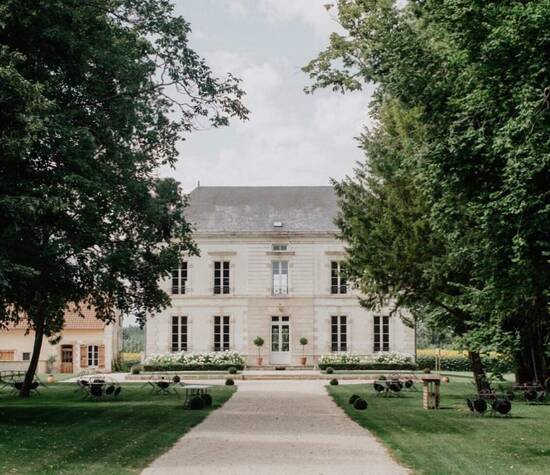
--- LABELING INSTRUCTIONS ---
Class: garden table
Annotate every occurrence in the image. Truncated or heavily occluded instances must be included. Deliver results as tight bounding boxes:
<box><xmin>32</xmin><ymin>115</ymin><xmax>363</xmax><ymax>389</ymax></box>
<box><xmin>182</xmin><ymin>384</ymin><xmax>211</xmax><ymax>408</ymax></box>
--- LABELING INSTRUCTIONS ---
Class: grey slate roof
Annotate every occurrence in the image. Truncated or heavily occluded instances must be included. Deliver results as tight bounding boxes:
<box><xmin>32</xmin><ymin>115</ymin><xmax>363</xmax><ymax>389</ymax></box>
<box><xmin>185</xmin><ymin>186</ymin><xmax>339</xmax><ymax>234</ymax></box>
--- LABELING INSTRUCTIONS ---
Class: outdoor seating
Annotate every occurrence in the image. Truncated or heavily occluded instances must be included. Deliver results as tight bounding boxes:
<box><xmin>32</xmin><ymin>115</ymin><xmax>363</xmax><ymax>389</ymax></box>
<box><xmin>145</xmin><ymin>375</ymin><xmax>180</xmax><ymax>395</ymax></box>
<box><xmin>373</xmin><ymin>382</ymin><xmax>386</xmax><ymax>395</ymax></box>
<box><xmin>77</xmin><ymin>374</ymin><xmax>122</xmax><ymax>400</ymax></box>
<box><xmin>0</xmin><ymin>371</ymin><xmax>42</xmax><ymax>395</ymax></box>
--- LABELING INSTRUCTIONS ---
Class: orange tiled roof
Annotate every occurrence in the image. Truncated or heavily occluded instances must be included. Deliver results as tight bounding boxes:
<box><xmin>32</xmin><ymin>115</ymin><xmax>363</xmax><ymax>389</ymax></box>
<box><xmin>6</xmin><ymin>305</ymin><xmax>105</xmax><ymax>331</ymax></box>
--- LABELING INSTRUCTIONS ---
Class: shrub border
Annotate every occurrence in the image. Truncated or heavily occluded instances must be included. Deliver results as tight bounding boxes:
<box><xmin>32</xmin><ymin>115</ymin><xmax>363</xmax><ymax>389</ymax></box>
<box><xmin>318</xmin><ymin>363</ymin><xmax>418</xmax><ymax>371</ymax></box>
<box><xmin>143</xmin><ymin>364</ymin><xmax>244</xmax><ymax>372</ymax></box>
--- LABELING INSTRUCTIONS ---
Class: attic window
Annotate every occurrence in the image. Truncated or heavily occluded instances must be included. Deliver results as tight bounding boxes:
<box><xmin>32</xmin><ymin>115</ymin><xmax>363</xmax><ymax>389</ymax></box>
<box><xmin>273</xmin><ymin>221</ymin><xmax>283</xmax><ymax>227</ymax></box>
<box><xmin>272</xmin><ymin>244</ymin><xmax>288</xmax><ymax>252</ymax></box>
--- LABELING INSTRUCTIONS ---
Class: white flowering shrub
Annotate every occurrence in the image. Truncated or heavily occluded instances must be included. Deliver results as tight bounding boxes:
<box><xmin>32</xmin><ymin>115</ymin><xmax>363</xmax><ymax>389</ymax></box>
<box><xmin>367</xmin><ymin>352</ymin><xmax>414</xmax><ymax>365</ymax></box>
<box><xmin>318</xmin><ymin>353</ymin><xmax>360</xmax><ymax>365</ymax></box>
<box><xmin>144</xmin><ymin>350</ymin><xmax>246</xmax><ymax>368</ymax></box>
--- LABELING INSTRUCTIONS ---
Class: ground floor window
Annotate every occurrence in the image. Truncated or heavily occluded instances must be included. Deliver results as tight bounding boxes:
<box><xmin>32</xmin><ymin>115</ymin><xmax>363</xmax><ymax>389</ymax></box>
<box><xmin>0</xmin><ymin>350</ymin><xmax>15</xmax><ymax>361</ymax></box>
<box><xmin>373</xmin><ymin>315</ymin><xmax>389</xmax><ymax>352</ymax></box>
<box><xmin>22</xmin><ymin>352</ymin><xmax>31</xmax><ymax>361</ymax></box>
<box><xmin>214</xmin><ymin>315</ymin><xmax>230</xmax><ymax>351</ymax></box>
<box><xmin>171</xmin><ymin>316</ymin><xmax>188</xmax><ymax>352</ymax></box>
<box><xmin>331</xmin><ymin>315</ymin><xmax>347</xmax><ymax>352</ymax></box>
<box><xmin>88</xmin><ymin>345</ymin><xmax>99</xmax><ymax>367</ymax></box>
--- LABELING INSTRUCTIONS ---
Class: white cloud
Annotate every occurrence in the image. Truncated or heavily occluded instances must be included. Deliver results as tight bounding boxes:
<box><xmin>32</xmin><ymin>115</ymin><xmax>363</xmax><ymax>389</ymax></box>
<box><xmin>258</xmin><ymin>0</ymin><xmax>343</xmax><ymax>37</ymax></box>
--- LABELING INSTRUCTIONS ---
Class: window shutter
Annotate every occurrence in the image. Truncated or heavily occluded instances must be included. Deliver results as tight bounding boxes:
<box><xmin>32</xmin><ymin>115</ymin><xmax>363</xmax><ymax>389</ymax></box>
<box><xmin>80</xmin><ymin>345</ymin><xmax>88</xmax><ymax>368</ymax></box>
<box><xmin>98</xmin><ymin>345</ymin><xmax>105</xmax><ymax>368</ymax></box>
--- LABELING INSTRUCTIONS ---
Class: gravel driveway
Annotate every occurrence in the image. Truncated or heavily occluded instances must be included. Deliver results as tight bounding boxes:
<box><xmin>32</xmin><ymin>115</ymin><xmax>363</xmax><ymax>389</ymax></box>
<box><xmin>142</xmin><ymin>380</ymin><xmax>409</xmax><ymax>475</ymax></box>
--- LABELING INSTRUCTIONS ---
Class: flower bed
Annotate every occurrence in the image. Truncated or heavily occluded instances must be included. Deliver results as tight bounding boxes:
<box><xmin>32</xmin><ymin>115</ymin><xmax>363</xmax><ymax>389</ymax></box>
<box><xmin>318</xmin><ymin>352</ymin><xmax>417</xmax><ymax>371</ymax></box>
<box><xmin>143</xmin><ymin>351</ymin><xmax>246</xmax><ymax>371</ymax></box>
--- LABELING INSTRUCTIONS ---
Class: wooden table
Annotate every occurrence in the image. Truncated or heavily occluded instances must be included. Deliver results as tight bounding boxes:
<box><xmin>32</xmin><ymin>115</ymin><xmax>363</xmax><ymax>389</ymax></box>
<box><xmin>182</xmin><ymin>384</ymin><xmax>211</xmax><ymax>407</ymax></box>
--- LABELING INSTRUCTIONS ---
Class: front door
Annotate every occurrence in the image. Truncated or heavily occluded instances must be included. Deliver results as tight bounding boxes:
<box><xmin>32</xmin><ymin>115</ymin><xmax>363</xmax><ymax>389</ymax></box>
<box><xmin>60</xmin><ymin>345</ymin><xmax>73</xmax><ymax>373</ymax></box>
<box><xmin>270</xmin><ymin>316</ymin><xmax>290</xmax><ymax>365</ymax></box>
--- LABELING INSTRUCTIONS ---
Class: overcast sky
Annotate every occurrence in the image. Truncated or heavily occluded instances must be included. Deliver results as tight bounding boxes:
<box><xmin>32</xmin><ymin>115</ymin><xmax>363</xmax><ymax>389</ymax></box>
<box><xmin>161</xmin><ymin>0</ymin><xmax>374</xmax><ymax>192</ymax></box>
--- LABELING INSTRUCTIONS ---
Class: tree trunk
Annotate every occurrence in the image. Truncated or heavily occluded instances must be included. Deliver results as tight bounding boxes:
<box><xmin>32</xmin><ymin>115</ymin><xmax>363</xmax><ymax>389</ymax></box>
<box><xmin>19</xmin><ymin>322</ymin><xmax>45</xmax><ymax>397</ymax></box>
<box><xmin>468</xmin><ymin>350</ymin><xmax>490</xmax><ymax>392</ymax></box>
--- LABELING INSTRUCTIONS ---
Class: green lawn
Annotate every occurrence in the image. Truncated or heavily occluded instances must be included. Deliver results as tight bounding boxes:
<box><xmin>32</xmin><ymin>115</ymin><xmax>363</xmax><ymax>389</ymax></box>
<box><xmin>329</xmin><ymin>379</ymin><xmax>550</xmax><ymax>475</ymax></box>
<box><xmin>0</xmin><ymin>383</ymin><xmax>235</xmax><ymax>474</ymax></box>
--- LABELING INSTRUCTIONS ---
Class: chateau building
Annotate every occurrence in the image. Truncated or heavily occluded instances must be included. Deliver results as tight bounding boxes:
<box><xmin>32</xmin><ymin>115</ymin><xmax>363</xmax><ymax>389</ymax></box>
<box><xmin>145</xmin><ymin>186</ymin><xmax>415</xmax><ymax>365</ymax></box>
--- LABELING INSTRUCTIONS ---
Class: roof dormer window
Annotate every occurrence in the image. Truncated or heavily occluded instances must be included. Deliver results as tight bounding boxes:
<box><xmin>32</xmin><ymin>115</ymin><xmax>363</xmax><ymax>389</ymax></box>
<box><xmin>271</xmin><ymin>243</ymin><xmax>288</xmax><ymax>252</ymax></box>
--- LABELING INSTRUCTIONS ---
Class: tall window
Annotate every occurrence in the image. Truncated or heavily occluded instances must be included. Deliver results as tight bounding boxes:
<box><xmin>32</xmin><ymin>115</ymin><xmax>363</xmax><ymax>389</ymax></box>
<box><xmin>272</xmin><ymin>260</ymin><xmax>288</xmax><ymax>295</ymax></box>
<box><xmin>214</xmin><ymin>261</ymin><xmax>230</xmax><ymax>294</ymax></box>
<box><xmin>88</xmin><ymin>345</ymin><xmax>99</xmax><ymax>366</ymax></box>
<box><xmin>331</xmin><ymin>261</ymin><xmax>347</xmax><ymax>294</ymax></box>
<box><xmin>331</xmin><ymin>315</ymin><xmax>347</xmax><ymax>352</ymax></box>
<box><xmin>171</xmin><ymin>262</ymin><xmax>187</xmax><ymax>295</ymax></box>
<box><xmin>214</xmin><ymin>316</ymin><xmax>230</xmax><ymax>351</ymax></box>
<box><xmin>374</xmin><ymin>316</ymin><xmax>390</xmax><ymax>352</ymax></box>
<box><xmin>171</xmin><ymin>316</ymin><xmax>188</xmax><ymax>352</ymax></box>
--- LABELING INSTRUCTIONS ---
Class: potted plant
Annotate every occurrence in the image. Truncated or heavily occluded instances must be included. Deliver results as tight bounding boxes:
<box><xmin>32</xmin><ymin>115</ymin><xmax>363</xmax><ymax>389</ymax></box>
<box><xmin>46</xmin><ymin>355</ymin><xmax>56</xmax><ymax>382</ymax></box>
<box><xmin>299</xmin><ymin>337</ymin><xmax>308</xmax><ymax>366</ymax></box>
<box><xmin>253</xmin><ymin>336</ymin><xmax>265</xmax><ymax>366</ymax></box>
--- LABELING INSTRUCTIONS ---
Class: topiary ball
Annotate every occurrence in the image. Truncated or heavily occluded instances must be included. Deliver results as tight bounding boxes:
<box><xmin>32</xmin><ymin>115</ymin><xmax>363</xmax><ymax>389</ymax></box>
<box><xmin>349</xmin><ymin>394</ymin><xmax>360</xmax><ymax>405</ymax></box>
<box><xmin>423</xmin><ymin>367</ymin><xmax>432</xmax><ymax>374</ymax></box>
<box><xmin>225</xmin><ymin>378</ymin><xmax>235</xmax><ymax>386</ymax></box>
<box><xmin>228</xmin><ymin>366</ymin><xmax>237</xmax><ymax>374</ymax></box>
<box><xmin>326</xmin><ymin>367</ymin><xmax>334</xmax><ymax>374</ymax></box>
<box><xmin>173</xmin><ymin>375</ymin><xmax>181</xmax><ymax>383</ymax></box>
<box><xmin>189</xmin><ymin>396</ymin><xmax>205</xmax><ymax>410</ymax></box>
<box><xmin>378</xmin><ymin>375</ymin><xmax>387</xmax><ymax>381</ymax></box>
<box><xmin>329</xmin><ymin>378</ymin><xmax>339</xmax><ymax>386</ymax></box>
<box><xmin>353</xmin><ymin>398</ymin><xmax>368</xmax><ymax>410</ymax></box>
<box><xmin>201</xmin><ymin>393</ymin><xmax>213</xmax><ymax>407</ymax></box>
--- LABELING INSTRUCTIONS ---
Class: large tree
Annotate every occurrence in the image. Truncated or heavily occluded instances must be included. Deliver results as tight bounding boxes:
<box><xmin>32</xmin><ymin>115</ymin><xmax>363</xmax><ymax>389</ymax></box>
<box><xmin>305</xmin><ymin>0</ymin><xmax>550</xmax><ymax>382</ymax></box>
<box><xmin>0</xmin><ymin>0</ymin><xmax>248</xmax><ymax>396</ymax></box>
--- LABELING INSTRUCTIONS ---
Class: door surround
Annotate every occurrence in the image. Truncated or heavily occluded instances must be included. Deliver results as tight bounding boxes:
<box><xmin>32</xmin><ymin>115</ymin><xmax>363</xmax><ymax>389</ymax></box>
<box><xmin>270</xmin><ymin>315</ymin><xmax>290</xmax><ymax>365</ymax></box>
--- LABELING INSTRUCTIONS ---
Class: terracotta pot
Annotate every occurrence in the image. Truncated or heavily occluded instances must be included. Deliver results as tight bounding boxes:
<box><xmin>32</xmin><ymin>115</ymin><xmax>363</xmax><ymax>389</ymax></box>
<box><xmin>256</xmin><ymin>356</ymin><xmax>263</xmax><ymax>366</ymax></box>
<box><xmin>300</xmin><ymin>356</ymin><xmax>307</xmax><ymax>366</ymax></box>
<box><xmin>47</xmin><ymin>374</ymin><xmax>55</xmax><ymax>384</ymax></box>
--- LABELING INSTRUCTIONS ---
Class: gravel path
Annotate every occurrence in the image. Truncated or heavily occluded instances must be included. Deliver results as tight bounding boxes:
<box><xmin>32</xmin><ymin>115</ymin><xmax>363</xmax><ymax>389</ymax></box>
<box><xmin>142</xmin><ymin>380</ymin><xmax>409</xmax><ymax>475</ymax></box>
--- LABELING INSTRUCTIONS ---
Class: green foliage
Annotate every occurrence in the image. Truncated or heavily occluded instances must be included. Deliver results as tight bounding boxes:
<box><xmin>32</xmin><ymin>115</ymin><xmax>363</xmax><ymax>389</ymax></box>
<box><xmin>299</xmin><ymin>337</ymin><xmax>308</xmax><ymax>346</ymax></box>
<box><xmin>0</xmin><ymin>0</ymin><xmax>247</xmax><ymax>394</ymax></box>
<box><xmin>318</xmin><ymin>363</ymin><xmax>418</xmax><ymax>371</ymax></box>
<box><xmin>353</xmin><ymin>397</ymin><xmax>368</xmax><ymax>410</ymax></box>
<box><xmin>123</xmin><ymin>326</ymin><xmax>145</xmax><ymax>353</ymax></box>
<box><xmin>416</xmin><ymin>355</ymin><xmax>512</xmax><ymax>374</ymax></box>
<box><xmin>326</xmin><ymin>367</ymin><xmax>334</xmax><ymax>374</ymax></box>
<box><xmin>305</xmin><ymin>0</ymin><xmax>550</xmax><ymax>382</ymax></box>
<box><xmin>130</xmin><ymin>365</ymin><xmax>141</xmax><ymax>375</ymax></box>
<box><xmin>227</xmin><ymin>366</ymin><xmax>237</xmax><ymax>374</ymax></box>
<box><xmin>349</xmin><ymin>394</ymin><xmax>360</xmax><ymax>404</ymax></box>
<box><xmin>225</xmin><ymin>378</ymin><xmax>235</xmax><ymax>386</ymax></box>
<box><xmin>329</xmin><ymin>378</ymin><xmax>339</xmax><ymax>386</ymax></box>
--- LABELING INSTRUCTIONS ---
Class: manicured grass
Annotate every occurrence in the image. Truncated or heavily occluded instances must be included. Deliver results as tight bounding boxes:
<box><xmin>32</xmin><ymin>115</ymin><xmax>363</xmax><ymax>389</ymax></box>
<box><xmin>0</xmin><ymin>383</ymin><xmax>235</xmax><ymax>474</ymax></box>
<box><xmin>329</xmin><ymin>379</ymin><xmax>550</xmax><ymax>475</ymax></box>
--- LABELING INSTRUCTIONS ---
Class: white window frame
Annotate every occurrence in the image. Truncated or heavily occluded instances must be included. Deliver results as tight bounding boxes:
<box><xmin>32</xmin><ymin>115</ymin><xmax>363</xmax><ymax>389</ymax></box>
<box><xmin>214</xmin><ymin>315</ymin><xmax>230</xmax><ymax>351</ymax></box>
<box><xmin>331</xmin><ymin>315</ymin><xmax>347</xmax><ymax>352</ymax></box>
<box><xmin>171</xmin><ymin>315</ymin><xmax>188</xmax><ymax>352</ymax></box>
<box><xmin>272</xmin><ymin>260</ymin><xmax>289</xmax><ymax>295</ymax></box>
<box><xmin>171</xmin><ymin>262</ymin><xmax>188</xmax><ymax>295</ymax></box>
<box><xmin>331</xmin><ymin>261</ymin><xmax>348</xmax><ymax>294</ymax></box>
<box><xmin>88</xmin><ymin>345</ymin><xmax>99</xmax><ymax>367</ymax></box>
<box><xmin>374</xmin><ymin>315</ymin><xmax>390</xmax><ymax>352</ymax></box>
<box><xmin>213</xmin><ymin>261</ymin><xmax>231</xmax><ymax>294</ymax></box>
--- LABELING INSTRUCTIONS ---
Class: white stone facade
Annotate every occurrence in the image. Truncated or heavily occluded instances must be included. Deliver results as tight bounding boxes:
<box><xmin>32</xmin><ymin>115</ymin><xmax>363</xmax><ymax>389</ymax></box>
<box><xmin>145</xmin><ymin>187</ymin><xmax>415</xmax><ymax>366</ymax></box>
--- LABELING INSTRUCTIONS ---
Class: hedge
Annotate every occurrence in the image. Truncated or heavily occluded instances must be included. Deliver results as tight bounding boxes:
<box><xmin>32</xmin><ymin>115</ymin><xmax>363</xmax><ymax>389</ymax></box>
<box><xmin>318</xmin><ymin>363</ymin><xmax>418</xmax><ymax>371</ymax></box>
<box><xmin>143</xmin><ymin>364</ymin><xmax>244</xmax><ymax>372</ymax></box>
<box><xmin>416</xmin><ymin>355</ymin><xmax>512</xmax><ymax>373</ymax></box>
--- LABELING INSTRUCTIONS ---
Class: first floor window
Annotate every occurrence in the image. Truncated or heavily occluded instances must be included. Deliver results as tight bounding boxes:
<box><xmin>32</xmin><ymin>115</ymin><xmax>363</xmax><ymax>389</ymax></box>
<box><xmin>272</xmin><ymin>260</ymin><xmax>288</xmax><ymax>295</ymax></box>
<box><xmin>171</xmin><ymin>316</ymin><xmax>188</xmax><ymax>352</ymax></box>
<box><xmin>171</xmin><ymin>262</ymin><xmax>188</xmax><ymax>294</ymax></box>
<box><xmin>214</xmin><ymin>315</ymin><xmax>230</xmax><ymax>351</ymax></box>
<box><xmin>373</xmin><ymin>316</ymin><xmax>390</xmax><ymax>352</ymax></box>
<box><xmin>331</xmin><ymin>261</ymin><xmax>348</xmax><ymax>294</ymax></box>
<box><xmin>88</xmin><ymin>345</ymin><xmax>99</xmax><ymax>367</ymax></box>
<box><xmin>214</xmin><ymin>261</ymin><xmax>230</xmax><ymax>294</ymax></box>
<box><xmin>331</xmin><ymin>315</ymin><xmax>347</xmax><ymax>352</ymax></box>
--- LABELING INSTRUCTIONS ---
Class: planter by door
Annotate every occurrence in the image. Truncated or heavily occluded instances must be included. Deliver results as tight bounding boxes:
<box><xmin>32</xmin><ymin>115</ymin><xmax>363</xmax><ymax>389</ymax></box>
<box><xmin>270</xmin><ymin>316</ymin><xmax>290</xmax><ymax>365</ymax></box>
